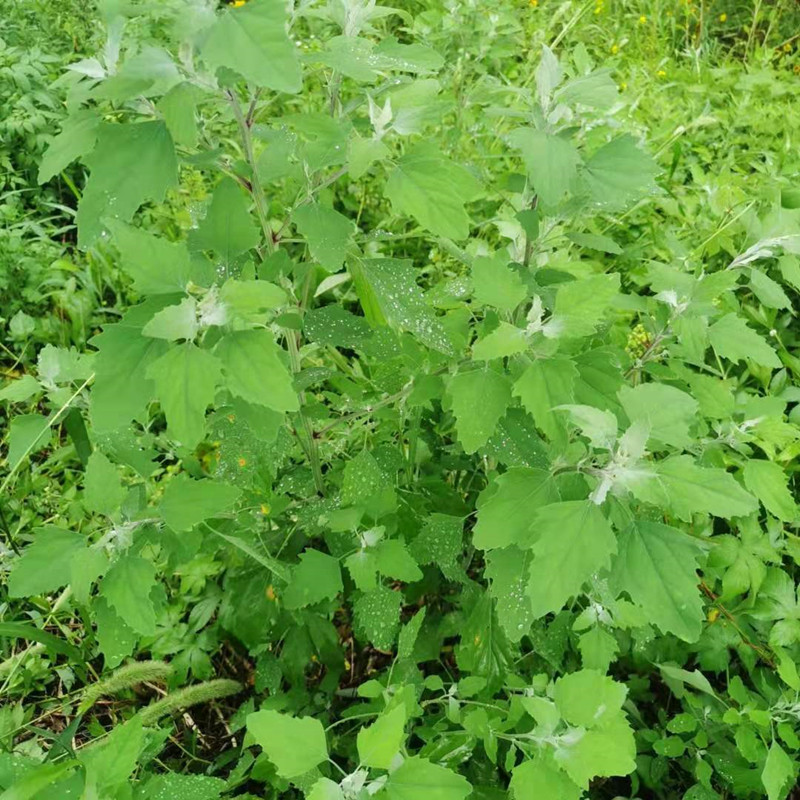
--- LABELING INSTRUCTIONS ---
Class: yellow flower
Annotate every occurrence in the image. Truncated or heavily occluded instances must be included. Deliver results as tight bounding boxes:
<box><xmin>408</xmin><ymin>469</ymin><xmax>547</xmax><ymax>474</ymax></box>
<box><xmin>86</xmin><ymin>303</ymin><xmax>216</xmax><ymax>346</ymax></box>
<box><xmin>529</xmin><ymin>0</ymin><xmax>538</xmax><ymax>7</ymax></box>
<box><xmin>231</xmin><ymin>0</ymin><xmax>246</xmax><ymax>6</ymax></box>
<box><xmin>719</xmin><ymin>12</ymin><xmax>727</xmax><ymax>21</ymax></box>
<box><xmin>611</xmin><ymin>43</ymin><xmax>619</xmax><ymax>54</ymax></box>
<box><xmin>794</xmin><ymin>64</ymin><xmax>800</xmax><ymax>74</ymax></box>
<box><xmin>639</xmin><ymin>14</ymin><xmax>647</xmax><ymax>23</ymax></box>
<box><xmin>784</xmin><ymin>43</ymin><xmax>793</xmax><ymax>52</ymax></box>
<box><xmin>656</xmin><ymin>69</ymin><xmax>667</xmax><ymax>77</ymax></box>
<box><xmin>620</xmin><ymin>81</ymin><xmax>628</xmax><ymax>90</ymax></box>
<box><xmin>237</xmin><ymin>457</ymin><xmax>247</xmax><ymax>467</ymax></box>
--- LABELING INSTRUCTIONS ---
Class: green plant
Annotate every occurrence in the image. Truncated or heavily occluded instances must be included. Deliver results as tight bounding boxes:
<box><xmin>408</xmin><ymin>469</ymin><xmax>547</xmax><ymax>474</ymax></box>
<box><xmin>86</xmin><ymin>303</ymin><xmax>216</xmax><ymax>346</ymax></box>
<box><xmin>4</xmin><ymin>1</ymin><xmax>800</xmax><ymax>799</ymax></box>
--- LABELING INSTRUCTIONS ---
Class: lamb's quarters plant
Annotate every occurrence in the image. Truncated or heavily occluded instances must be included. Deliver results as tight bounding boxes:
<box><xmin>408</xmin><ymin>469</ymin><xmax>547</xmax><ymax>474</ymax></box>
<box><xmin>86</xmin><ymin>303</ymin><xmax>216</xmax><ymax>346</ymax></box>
<box><xmin>4</xmin><ymin>0</ymin><xmax>800</xmax><ymax>798</ymax></box>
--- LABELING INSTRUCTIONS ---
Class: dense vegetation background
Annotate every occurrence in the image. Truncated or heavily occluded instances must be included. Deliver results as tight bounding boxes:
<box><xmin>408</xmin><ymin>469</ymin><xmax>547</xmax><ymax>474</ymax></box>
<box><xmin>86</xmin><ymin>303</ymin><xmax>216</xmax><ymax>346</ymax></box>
<box><xmin>3</xmin><ymin>0</ymin><xmax>800</xmax><ymax>798</ymax></box>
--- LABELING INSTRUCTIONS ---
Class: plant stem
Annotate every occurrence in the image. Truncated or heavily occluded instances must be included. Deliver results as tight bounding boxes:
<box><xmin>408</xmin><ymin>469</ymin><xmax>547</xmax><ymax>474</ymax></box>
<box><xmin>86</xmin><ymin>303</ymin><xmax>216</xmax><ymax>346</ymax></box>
<box><xmin>227</xmin><ymin>90</ymin><xmax>274</xmax><ymax>255</ymax></box>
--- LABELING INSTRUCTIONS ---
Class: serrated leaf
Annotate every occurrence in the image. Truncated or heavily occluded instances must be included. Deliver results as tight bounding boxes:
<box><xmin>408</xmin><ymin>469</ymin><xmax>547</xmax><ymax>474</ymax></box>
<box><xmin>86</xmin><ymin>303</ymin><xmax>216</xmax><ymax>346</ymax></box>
<box><xmin>578</xmin><ymin>626</ymin><xmax>618</xmax><ymax>672</ymax></box>
<box><xmin>77</xmin><ymin>122</ymin><xmax>178</xmax><ymax>247</ymax></box>
<box><xmin>448</xmin><ymin>368</ymin><xmax>511</xmax><ymax>454</ymax></box>
<box><xmin>410</xmin><ymin>514</ymin><xmax>464</xmax><ymax>577</ymax></box>
<box><xmin>610</xmin><ymin>520</ymin><xmax>705</xmax><ymax>642</ymax></box>
<box><xmin>398</xmin><ymin>608</ymin><xmax>426</xmax><ymax>660</ymax></box>
<box><xmin>554</xmin><ymin>669</ymin><xmax>627</xmax><ymax>729</ymax></box>
<box><xmin>557</xmin><ymin>716</ymin><xmax>636</xmax><ymax>788</ymax></box>
<box><xmin>191</xmin><ymin>177</ymin><xmax>260</xmax><ymax>268</ymax></box>
<box><xmin>38</xmin><ymin>110</ymin><xmax>100</xmax><ymax>184</ymax></box>
<box><xmin>470</xmin><ymin>254</ymin><xmax>526</xmax><ymax>312</ymax></box>
<box><xmin>84</xmin><ymin>451</ymin><xmax>125</xmax><ymax>516</ymax></box>
<box><xmin>762</xmin><ymin>741</ymin><xmax>796</xmax><ymax>800</ymax></box>
<box><xmin>7</xmin><ymin>527</ymin><xmax>84</xmax><ymax>598</ymax></box>
<box><xmin>486</xmin><ymin>547</ymin><xmax>535</xmax><ymax>642</ymax></box>
<box><xmin>292</xmin><ymin>203</ymin><xmax>354</xmax><ymax>272</ymax></box>
<box><xmin>350</xmin><ymin>257</ymin><xmax>452</xmax><ymax>353</ymax></box>
<box><xmin>581</xmin><ymin>135</ymin><xmax>659</xmax><ymax>209</ymax></box>
<box><xmin>142</xmin><ymin>298</ymin><xmax>199</xmax><ymax>341</ymax></box>
<box><xmin>709</xmin><ymin>313</ymin><xmax>781</xmax><ymax>369</ymax></box>
<box><xmin>527</xmin><ymin>502</ymin><xmax>616</xmax><ymax>618</ymax></box>
<box><xmin>283</xmin><ymin>550</ymin><xmax>343</xmax><ymax>609</ymax></box>
<box><xmin>7</xmin><ymin>414</ymin><xmax>52</xmax><ymax>468</ymax></box>
<box><xmin>246</xmin><ymin>710</ymin><xmax>327</xmax><ymax>778</ymax></box>
<box><xmin>107</xmin><ymin>221</ymin><xmax>195</xmax><ymax>296</ymax></box>
<box><xmin>618</xmin><ymin>382</ymin><xmax>698</xmax><ymax>450</ymax></box>
<box><xmin>474</xmin><ymin>468</ymin><xmax>558</xmax><ymax>549</ymax></box>
<box><xmin>385</xmin><ymin>143</ymin><xmax>481</xmax><ymax>240</ymax></box>
<box><xmin>201</xmin><ymin>0</ymin><xmax>302</xmax><ymax>93</ymax></box>
<box><xmin>548</xmin><ymin>273</ymin><xmax>620</xmax><ymax>339</ymax></box>
<box><xmin>89</xmin><ymin>304</ymin><xmax>168</xmax><ymax>433</ymax></box>
<box><xmin>146</xmin><ymin>343</ymin><xmax>223</xmax><ymax>448</ymax></box>
<box><xmin>141</xmin><ymin>774</ymin><xmax>226</xmax><ymax>800</ymax></box>
<box><xmin>156</xmin><ymin>83</ymin><xmax>200</xmax><ymax>148</ymax></box>
<box><xmin>472</xmin><ymin>322</ymin><xmax>527</xmax><ymax>361</ymax></box>
<box><xmin>632</xmin><ymin>455</ymin><xmax>758</xmax><ymax>521</ymax></box>
<box><xmin>94</xmin><ymin>597</ymin><xmax>137</xmax><ymax>668</ymax></box>
<box><xmin>510</xmin><ymin>758</ymin><xmax>581</xmax><ymax>800</ymax></box>
<box><xmin>214</xmin><ymin>330</ymin><xmax>298</xmax><ymax>412</ymax></box>
<box><xmin>159</xmin><ymin>473</ymin><xmax>241</xmax><ymax>531</ymax></box>
<box><xmin>353</xmin><ymin>585</ymin><xmax>401</xmax><ymax>650</ymax></box>
<box><xmin>100</xmin><ymin>555</ymin><xmax>157</xmax><ymax>636</ymax></box>
<box><xmin>508</xmin><ymin>128</ymin><xmax>581</xmax><ymax>207</ymax></box>
<box><xmin>513</xmin><ymin>357</ymin><xmax>577</xmax><ymax>441</ymax></box>
<box><xmin>382</xmin><ymin>757</ymin><xmax>471</xmax><ymax>800</ymax></box>
<box><xmin>743</xmin><ymin>459</ymin><xmax>797</xmax><ymax>522</ymax></box>
<box><xmin>357</xmin><ymin>705</ymin><xmax>406</xmax><ymax>769</ymax></box>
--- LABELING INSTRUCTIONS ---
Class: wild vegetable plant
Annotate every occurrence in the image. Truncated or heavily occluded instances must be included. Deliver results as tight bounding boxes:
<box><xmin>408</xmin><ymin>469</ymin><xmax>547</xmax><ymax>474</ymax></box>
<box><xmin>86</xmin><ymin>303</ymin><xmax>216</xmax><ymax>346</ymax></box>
<box><xmin>3</xmin><ymin>1</ymin><xmax>800</xmax><ymax>798</ymax></box>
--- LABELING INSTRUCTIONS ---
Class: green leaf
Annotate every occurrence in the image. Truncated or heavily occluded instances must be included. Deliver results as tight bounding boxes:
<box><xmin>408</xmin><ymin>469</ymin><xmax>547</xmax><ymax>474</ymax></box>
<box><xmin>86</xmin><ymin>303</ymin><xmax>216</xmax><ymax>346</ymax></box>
<box><xmin>246</xmin><ymin>710</ymin><xmax>328</xmax><ymax>778</ymax></box>
<box><xmin>307</xmin><ymin>779</ymin><xmax>344</xmax><ymax>800</ymax></box>
<box><xmin>448</xmin><ymin>368</ymin><xmax>511</xmax><ymax>454</ymax></box>
<box><xmin>89</xmin><ymin>304</ymin><xmax>168</xmax><ymax>433</ymax></box>
<box><xmin>84</xmin><ymin>451</ymin><xmax>125</xmax><ymax>516</ymax></box>
<box><xmin>292</xmin><ymin>203</ymin><xmax>354</xmax><ymax>272</ymax></box>
<box><xmin>513</xmin><ymin>357</ymin><xmax>578</xmax><ymax>441</ymax></box>
<box><xmin>191</xmin><ymin>178</ymin><xmax>260</xmax><ymax>268</ymax></box>
<box><xmin>353</xmin><ymin>585</ymin><xmax>402</xmax><ymax>650</ymax></box>
<box><xmin>527</xmin><ymin>502</ymin><xmax>616</xmax><ymax>618</ymax></box>
<box><xmin>93</xmin><ymin>597</ymin><xmax>137</xmax><ymax>668</ymax></box>
<box><xmin>100</xmin><ymin>555</ymin><xmax>158</xmax><ymax>636</ymax></box>
<box><xmin>486</xmin><ymin>547</ymin><xmax>535</xmax><ymax>642</ymax></box>
<box><xmin>159</xmin><ymin>474</ymin><xmax>241</xmax><ymax>531</ymax></box>
<box><xmin>508</xmin><ymin>129</ymin><xmax>581</xmax><ymax>206</ymax></box>
<box><xmin>0</xmin><ymin>375</ymin><xmax>40</xmax><ymax>403</ymax></box>
<box><xmin>7</xmin><ymin>414</ymin><xmax>51</xmax><ymax>468</ymax></box>
<box><xmin>578</xmin><ymin>626</ymin><xmax>618</xmax><ymax>672</ymax></box>
<box><xmin>141</xmin><ymin>774</ymin><xmax>226</xmax><ymax>800</ymax></box>
<box><xmin>282</xmin><ymin>550</ymin><xmax>343</xmax><ymax>609</ymax></box>
<box><xmin>214</xmin><ymin>330</ymin><xmax>298</xmax><ymax>412</ymax></box>
<box><xmin>549</xmin><ymin>274</ymin><xmax>620</xmax><ymax>338</ymax></box>
<box><xmin>510</xmin><ymin>758</ymin><xmax>581</xmax><ymax>800</ymax></box>
<box><xmin>632</xmin><ymin>455</ymin><xmax>758</xmax><ymax>521</ymax></box>
<box><xmin>557</xmin><ymin>716</ymin><xmax>636</xmax><ymax>788</ymax></box>
<box><xmin>474</xmin><ymin>468</ymin><xmax>558</xmax><ymax>549</ymax></box>
<box><xmin>762</xmin><ymin>741</ymin><xmax>796</xmax><ymax>800</ymax></box>
<box><xmin>7</xmin><ymin>527</ymin><xmax>84</xmax><ymax>598</ymax></box>
<box><xmin>201</xmin><ymin>0</ymin><xmax>302</xmax><ymax>93</ymax></box>
<box><xmin>80</xmin><ymin>717</ymin><xmax>146</xmax><ymax>797</ymax></box>
<box><xmin>146</xmin><ymin>343</ymin><xmax>223</xmax><ymax>448</ymax></box>
<box><xmin>77</xmin><ymin>122</ymin><xmax>178</xmax><ymax>247</ymax></box>
<box><xmin>470</xmin><ymin>254</ymin><xmax>526</xmax><ymax>312</ymax></box>
<box><xmin>398</xmin><ymin>608</ymin><xmax>427</xmax><ymax>660</ymax></box>
<box><xmin>581</xmin><ymin>135</ymin><xmax>659</xmax><ymax>208</ymax></box>
<box><xmin>107</xmin><ymin>222</ymin><xmax>195</xmax><ymax>295</ymax></box>
<box><xmin>156</xmin><ymin>83</ymin><xmax>200</xmax><ymax>148</ymax></box>
<box><xmin>610</xmin><ymin>520</ymin><xmax>705</xmax><ymax>642</ymax></box>
<box><xmin>385</xmin><ymin>143</ymin><xmax>481</xmax><ymax>240</ymax></box>
<box><xmin>410</xmin><ymin>514</ymin><xmax>464</xmax><ymax>578</ymax></box>
<box><xmin>708</xmin><ymin>313</ymin><xmax>781</xmax><ymax>369</ymax></box>
<box><xmin>457</xmin><ymin>593</ymin><xmax>510</xmax><ymax>684</ymax></box>
<box><xmin>357</xmin><ymin>705</ymin><xmax>407</xmax><ymax>769</ymax></box>
<box><xmin>749</xmin><ymin>268</ymin><xmax>791</xmax><ymax>309</ymax></box>
<box><xmin>38</xmin><ymin>110</ymin><xmax>100</xmax><ymax>184</ymax></box>
<box><xmin>743</xmin><ymin>459</ymin><xmax>798</xmax><ymax>522</ymax></box>
<box><xmin>142</xmin><ymin>298</ymin><xmax>199</xmax><ymax>341</ymax></box>
<box><xmin>554</xmin><ymin>669</ymin><xmax>627</xmax><ymax>728</ymax></box>
<box><xmin>472</xmin><ymin>322</ymin><xmax>528</xmax><ymax>361</ymax></box>
<box><xmin>350</xmin><ymin>258</ymin><xmax>452</xmax><ymax>353</ymax></box>
<box><xmin>381</xmin><ymin>756</ymin><xmax>471</xmax><ymax>800</ymax></box>
<box><xmin>619</xmin><ymin>382</ymin><xmax>698</xmax><ymax>450</ymax></box>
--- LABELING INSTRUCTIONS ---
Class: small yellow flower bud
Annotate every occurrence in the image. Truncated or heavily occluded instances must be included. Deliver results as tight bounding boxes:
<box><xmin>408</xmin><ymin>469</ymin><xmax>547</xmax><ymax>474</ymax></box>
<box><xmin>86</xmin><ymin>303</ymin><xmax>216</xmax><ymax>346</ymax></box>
<box><xmin>719</xmin><ymin>12</ymin><xmax>727</xmax><ymax>22</ymax></box>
